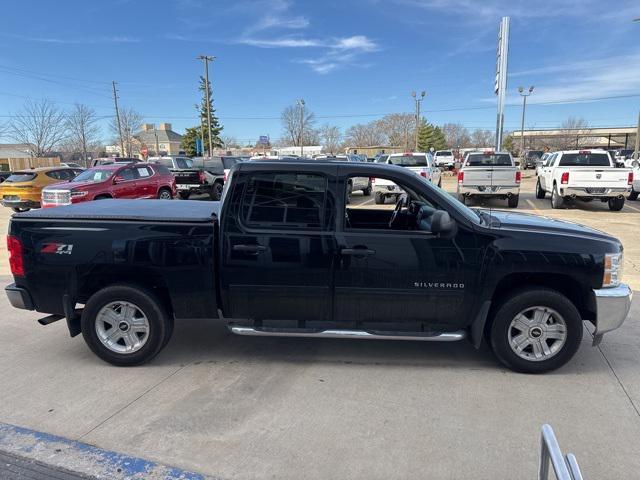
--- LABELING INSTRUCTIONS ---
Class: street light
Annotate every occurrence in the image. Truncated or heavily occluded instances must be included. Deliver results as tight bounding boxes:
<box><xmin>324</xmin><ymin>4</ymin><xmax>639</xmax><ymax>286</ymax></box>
<box><xmin>412</xmin><ymin>90</ymin><xmax>426</xmax><ymax>151</ymax></box>
<box><xmin>518</xmin><ymin>86</ymin><xmax>534</xmax><ymax>161</ymax></box>
<box><xmin>297</xmin><ymin>99</ymin><xmax>305</xmax><ymax>157</ymax></box>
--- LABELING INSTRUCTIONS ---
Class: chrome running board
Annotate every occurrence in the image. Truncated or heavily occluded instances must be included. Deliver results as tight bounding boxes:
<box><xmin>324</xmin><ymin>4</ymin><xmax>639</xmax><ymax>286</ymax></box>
<box><xmin>228</xmin><ymin>326</ymin><xmax>466</xmax><ymax>342</ymax></box>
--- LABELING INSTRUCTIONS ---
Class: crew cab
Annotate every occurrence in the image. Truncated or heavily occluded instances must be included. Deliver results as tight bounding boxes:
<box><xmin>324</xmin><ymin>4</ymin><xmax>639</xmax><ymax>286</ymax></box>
<box><xmin>5</xmin><ymin>161</ymin><xmax>632</xmax><ymax>374</ymax></box>
<box><xmin>536</xmin><ymin>150</ymin><xmax>633</xmax><ymax>211</ymax></box>
<box><xmin>523</xmin><ymin>150</ymin><xmax>544</xmax><ymax>170</ymax></box>
<box><xmin>457</xmin><ymin>151</ymin><xmax>520</xmax><ymax>207</ymax></box>
<box><xmin>317</xmin><ymin>155</ymin><xmax>372</xmax><ymax>202</ymax></box>
<box><xmin>41</xmin><ymin>163</ymin><xmax>176</xmax><ymax>207</ymax></box>
<box><xmin>374</xmin><ymin>152</ymin><xmax>441</xmax><ymax>204</ymax></box>
<box><xmin>173</xmin><ymin>156</ymin><xmax>242</xmax><ymax>200</ymax></box>
<box><xmin>433</xmin><ymin>150</ymin><xmax>455</xmax><ymax>169</ymax></box>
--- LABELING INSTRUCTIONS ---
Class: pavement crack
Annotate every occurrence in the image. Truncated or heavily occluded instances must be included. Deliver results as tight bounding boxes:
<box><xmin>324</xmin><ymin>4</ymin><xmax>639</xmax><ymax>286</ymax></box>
<box><xmin>78</xmin><ymin>364</ymin><xmax>189</xmax><ymax>441</ymax></box>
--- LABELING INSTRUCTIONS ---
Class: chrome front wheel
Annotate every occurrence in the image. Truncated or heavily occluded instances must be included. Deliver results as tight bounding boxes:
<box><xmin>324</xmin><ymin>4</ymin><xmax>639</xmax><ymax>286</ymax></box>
<box><xmin>507</xmin><ymin>306</ymin><xmax>567</xmax><ymax>362</ymax></box>
<box><xmin>95</xmin><ymin>301</ymin><xmax>150</xmax><ymax>354</ymax></box>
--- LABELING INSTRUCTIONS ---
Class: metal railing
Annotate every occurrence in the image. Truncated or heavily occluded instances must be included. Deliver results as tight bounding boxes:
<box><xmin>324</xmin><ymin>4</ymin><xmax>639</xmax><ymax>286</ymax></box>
<box><xmin>539</xmin><ymin>424</ymin><xmax>584</xmax><ymax>480</ymax></box>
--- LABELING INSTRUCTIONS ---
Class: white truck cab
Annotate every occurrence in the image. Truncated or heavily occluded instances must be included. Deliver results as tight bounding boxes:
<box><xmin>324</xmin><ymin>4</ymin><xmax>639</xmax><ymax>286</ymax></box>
<box><xmin>373</xmin><ymin>152</ymin><xmax>441</xmax><ymax>204</ymax></box>
<box><xmin>457</xmin><ymin>151</ymin><xmax>521</xmax><ymax>208</ymax></box>
<box><xmin>536</xmin><ymin>149</ymin><xmax>633</xmax><ymax>211</ymax></box>
<box><xmin>433</xmin><ymin>150</ymin><xmax>455</xmax><ymax>169</ymax></box>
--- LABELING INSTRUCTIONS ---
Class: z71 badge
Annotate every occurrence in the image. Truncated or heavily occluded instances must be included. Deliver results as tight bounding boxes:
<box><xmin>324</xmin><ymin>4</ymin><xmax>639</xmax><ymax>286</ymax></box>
<box><xmin>41</xmin><ymin>243</ymin><xmax>73</xmax><ymax>255</ymax></box>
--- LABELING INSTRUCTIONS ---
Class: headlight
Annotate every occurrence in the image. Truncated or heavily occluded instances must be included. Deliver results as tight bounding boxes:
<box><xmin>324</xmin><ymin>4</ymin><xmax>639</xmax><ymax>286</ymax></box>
<box><xmin>603</xmin><ymin>252</ymin><xmax>623</xmax><ymax>287</ymax></box>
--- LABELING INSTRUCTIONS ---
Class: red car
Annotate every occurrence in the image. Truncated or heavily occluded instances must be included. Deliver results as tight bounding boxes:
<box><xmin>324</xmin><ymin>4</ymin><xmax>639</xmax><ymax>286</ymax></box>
<box><xmin>41</xmin><ymin>163</ymin><xmax>176</xmax><ymax>208</ymax></box>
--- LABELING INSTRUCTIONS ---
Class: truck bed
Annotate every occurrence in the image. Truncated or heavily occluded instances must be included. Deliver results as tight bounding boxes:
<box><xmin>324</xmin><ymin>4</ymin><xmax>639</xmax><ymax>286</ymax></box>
<box><xmin>13</xmin><ymin>199</ymin><xmax>220</xmax><ymax>223</ymax></box>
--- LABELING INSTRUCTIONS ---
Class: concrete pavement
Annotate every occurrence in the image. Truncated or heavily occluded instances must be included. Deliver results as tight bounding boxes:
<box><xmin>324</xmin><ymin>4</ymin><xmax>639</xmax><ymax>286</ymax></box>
<box><xmin>0</xmin><ymin>175</ymin><xmax>639</xmax><ymax>478</ymax></box>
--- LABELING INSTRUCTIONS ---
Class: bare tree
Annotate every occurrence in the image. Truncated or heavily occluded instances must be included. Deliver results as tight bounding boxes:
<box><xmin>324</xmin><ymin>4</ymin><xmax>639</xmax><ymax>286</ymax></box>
<box><xmin>10</xmin><ymin>99</ymin><xmax>67</xmax><ymax>157</ymax></box>
<box><xmin>543</xmin><ymin>117</ymin><xmax>591</xmax><ymax>150</ymax></box>
<box><xmin>376</xmin><ymin>113</ymin><xmax>414</xmax><ymax>149</ymax></box>
<box><xmin>442</xmin><ymin>123</ymin><xmax>471</xmax><ymax>148</ymax></box>
<box><xmin>65</xmin><ymin>104</ymin><xmax>101</xmax><ymax>167</ymax></box>
<box><xmin>110</xmin><ymin>107</ymin><xmax>142</xmax><ymax>157</ymax></box>
<box><xmin>469</xmin><ymin>129</ymin><xmax>494</xmax><ymax>148</ymax></box>
<box><xmin>281</xmin><ymin>102</ymin><xmax>316</xmax><ymax>146</ymax></box>
<box><xmin>319</xmin><ymin>124</ymin><xmax>342</xmax><ymax>154</ymax></box>
<box><xmin>345</xmin><ymin>122</ymin><xmax>384</xmax><ymax>147</ymax></box>
<box><xmin>221</xmin><ymin>135</ymin><xmax>240</xmax><ymax>148</ymax></box>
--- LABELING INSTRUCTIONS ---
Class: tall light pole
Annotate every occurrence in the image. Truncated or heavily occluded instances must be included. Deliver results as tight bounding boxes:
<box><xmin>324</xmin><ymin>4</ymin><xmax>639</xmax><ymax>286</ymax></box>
<box><xmin>297</xmin><ymin>99</ymin><xmax>305</xmax><ymax>157</ymax></box>
<box><xmin>634</xmin><ymin>19</ymin><xmax>640</xmax><ymax>159</ymax></box>
<box><xmin>111</xmin><ymin>81</ymin><xmax>124</xmax><ymax>157</ymax></box>
<box><xmin>412</xmin><ymin>90</ymin><xmax>426</xmax><ymax>151</ymax></box>
<box><xmin>518</xmin><ymin>86</ymin><xmax>534</xmax><ymax>159</ymax></box>
<box><xmin>197</xmin><ymin>55</ymin><xmax>215</xmax><ymax>157</ymax></box>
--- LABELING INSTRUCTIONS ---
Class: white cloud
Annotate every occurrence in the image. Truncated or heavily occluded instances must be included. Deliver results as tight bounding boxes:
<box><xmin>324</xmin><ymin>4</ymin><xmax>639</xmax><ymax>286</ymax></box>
<box><xmin>238</xmin><ymin>37</ymin><xmax>323</xmax><ymax>48</ymax></box>
<box><xmin>0</xmin><ymin>33</ymin><xmax>139</xmax><ymax>44</ymax></box>
<box><xmin>334</xmin><ymin>35</ymin><xmax>378</xmax><ymax>51</ymax></box>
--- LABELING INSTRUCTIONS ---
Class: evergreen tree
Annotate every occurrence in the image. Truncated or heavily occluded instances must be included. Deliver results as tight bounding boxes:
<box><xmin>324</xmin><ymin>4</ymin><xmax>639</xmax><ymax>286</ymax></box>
<box><xmin>181</xmin><ymin>76</ymin><xmax>223</xmax><ymax>156</ymax></box>
<box><xmin>417</xmin><ymin>118</ymin><xmax>447</xmax><ymax>152</ymax></box>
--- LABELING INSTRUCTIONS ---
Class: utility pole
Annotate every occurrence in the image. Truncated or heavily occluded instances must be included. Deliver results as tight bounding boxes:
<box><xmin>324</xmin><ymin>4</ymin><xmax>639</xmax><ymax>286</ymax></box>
<box><xmin>297</xmin><ymin>99</ymin><xmax>305</xmax><ymax>157</ymax></box>
<box><xmin>154</xmin><ymin>130</ymin><xmax>160</xmax><ymax>157</ymax></box>
<box><xmin>494</xmin><ymin>17</ymin><xmax>510</xmax><ymax>151</ymax></box>
<box><xmin>411</xmin><ymin>91</ymin><xmax>426</xmax><ymax>151</ymax></box>
<box><xmin>518</xmin><ymin>86</ymin><xmax>534</xmax><ymax>160</ymax></box>
<box><xmin>635</xmin><ymin>110</ymin><xmax>640</xmax><ymax>160</ymax></box>
<box><xmin>197</xmin><ymin>55</ymin><xmax>215</xmax><ymax>157</ymax></box>
<box><xmin>112</xmin><ymin>81</ymin><xmax>125</xmax><ymax>157</ymax></box>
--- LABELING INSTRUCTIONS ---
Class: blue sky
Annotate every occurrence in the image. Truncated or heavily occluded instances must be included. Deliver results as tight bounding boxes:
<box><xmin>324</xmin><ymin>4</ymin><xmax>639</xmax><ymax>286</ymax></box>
<box><xmin>0</xmin><ymin>0</ymin><xmax>638</xmax><ymax>145</ymax></box>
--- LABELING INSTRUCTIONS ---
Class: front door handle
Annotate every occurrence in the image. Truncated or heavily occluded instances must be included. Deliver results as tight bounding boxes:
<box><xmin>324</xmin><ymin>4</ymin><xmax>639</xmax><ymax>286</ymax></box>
<box><xmin>233</xmin><ymin>244</ymin><xmax>267</xmax><ymax>254</ymax></box>
<box><xmin>341</xmin><ymin>247</ymin><xmax>376</xmax><ymax>257</ymax></box>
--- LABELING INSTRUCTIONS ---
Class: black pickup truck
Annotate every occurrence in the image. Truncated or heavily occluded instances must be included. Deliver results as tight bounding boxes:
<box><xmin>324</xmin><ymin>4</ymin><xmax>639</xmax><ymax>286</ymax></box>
<box><xmin>171</xmin><ymin>156</ymin><xmax>243</xmax><ymax>201</ymax></box>
<box><xmin>4</xmin><ymin>161</ymin><xmax>632</xmax><ymax>373</ymax></box>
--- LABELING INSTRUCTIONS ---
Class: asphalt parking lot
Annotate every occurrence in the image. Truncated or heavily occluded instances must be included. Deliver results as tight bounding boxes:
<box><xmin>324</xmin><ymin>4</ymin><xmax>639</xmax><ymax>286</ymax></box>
<box><xmin>1</xmin><ymin>173</ymin><xmax>640</xmax><ymax>479</ymax></box>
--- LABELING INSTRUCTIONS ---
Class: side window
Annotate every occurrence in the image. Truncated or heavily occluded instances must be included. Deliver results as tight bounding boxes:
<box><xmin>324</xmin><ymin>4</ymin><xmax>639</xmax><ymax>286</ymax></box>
<box><xmin>240</xmin><ymin>172</ymin><xmax>329</xmax><ymax>231</ymax></box>
<box><xmin>57</xmin><ymin>170</ymin><xmax>74</xmax><ymax>181</ymax></box>
<box><xmin>45</xmin><ymin>170</ymin><xmax>61</xmax><ymax>180</ymax></box>
<box><xmin>137</xmin><ymin>167</ymin><xmax>151</xmax><ymax>178</ymax></box>
<box><xmin>120</xmin><ymin>168</ymin><xmax>136</xmax><ymax>181</ymax></box>
<box><xmin>549</xmin><ymin>154</ymin><xmax>559</xmax><ymax>167</ymax></box>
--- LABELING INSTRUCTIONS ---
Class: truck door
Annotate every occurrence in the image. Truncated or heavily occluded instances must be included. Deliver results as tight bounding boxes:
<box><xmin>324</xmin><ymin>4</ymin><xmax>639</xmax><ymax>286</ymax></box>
<box><xmin>219</xmin><ymin>166</ymin><xmax>338</xmax><ymax>323</ymax></box>
<box><xmin>333</xmin><ymin>166</ymin><xmax>479</xmax><ymax>331</ymax></box>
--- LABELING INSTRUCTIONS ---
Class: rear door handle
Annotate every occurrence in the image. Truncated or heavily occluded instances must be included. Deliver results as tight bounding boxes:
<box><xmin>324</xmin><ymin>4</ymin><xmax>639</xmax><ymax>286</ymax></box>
<box><xmin>341</xmin><ymin>247</ymin><xmax>376</xmax><ymax>257</ymax></box>
<box><xmin>233</xmin><ymin>244</ymin><xmax>267</xmax><ymax>254</ymax></box>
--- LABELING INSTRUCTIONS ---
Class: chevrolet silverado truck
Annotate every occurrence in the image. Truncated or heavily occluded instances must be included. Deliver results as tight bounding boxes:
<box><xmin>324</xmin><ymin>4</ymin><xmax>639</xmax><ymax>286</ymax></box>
<box><xmin>457</xmin><ymin>151</ymin><xmax>521</xmax><ymax>207</ymax></box>
<box><xmin>5</xmin><ymin>160</ymin><xmax>632</xmax><ymax>373</ymax></box>
<box><xmin>536</xmin><ymin>150</ymin><xmax>633</xmax><ymax>210</ymax></box>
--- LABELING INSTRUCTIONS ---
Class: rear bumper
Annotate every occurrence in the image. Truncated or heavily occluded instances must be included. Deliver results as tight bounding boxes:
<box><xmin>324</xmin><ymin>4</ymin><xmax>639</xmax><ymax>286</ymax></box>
<box><xmin>5</xmin><ymin>283</ymin><xmax>34</xmax><ymax>310</ymax></box>
<box><xmin>592</xmin><ymin>283</ymin><xmax>632</xmax><ymax>345</ymax></box>
<box><xmin>458</xmin><ymin>185</ymin><xmax>520</xmax><ymax>196</ymax></box>
<box><xmin>560</xmin><ymin>186</ymin><xmax>630</xmax><ymax>197</ymax></box>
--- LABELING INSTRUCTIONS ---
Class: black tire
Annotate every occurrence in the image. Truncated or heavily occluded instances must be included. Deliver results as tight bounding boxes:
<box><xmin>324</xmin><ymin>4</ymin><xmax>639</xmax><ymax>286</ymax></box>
<box><xmin>81</xmin><ymin>284</ymin><xmax>173</xmax><ymax>366</ymax></box>
<box><xmin>11</xmin><ymin>207</ymin><xmax>29</xmax><ymax>213</ymax></box>
<box><xmin>550</xmin><ymin>184</ymin><xmax>564</xmax><ymax>209</ymax></box>
<box><xmin>437</xmin><ymin>177</ymin><xmax>442</xmax><ymax>188</ymax></box>
<box><xmin>608</xmin><ymin>197</ymin><xmax>625</xmax><ymax>211</ymax></box>
<box><xmin>629</xmin><ymin>188</ymin><xmax>638</xmax><ymax>201</ymax></box>
<box><xmin>178</xmin><ymin>191</ymin><xmax>190</xmax><ymax>200</ymax></box>
<box><xmin>535</xmin><ymin>179</ymin><xmax>546</xmax><ymax>199</ymax></box>
<box><xmin>507</xmin><ymin>194</ymin><xmax>519</xmax><ymax>208</ymax></box>
<box><xmin>210</xmin><ymin>182</ymin><xmax>224</xmax><ymax>201</ymax></box>
<box><xmin>374</xmin><ymin>191</ymin><xmax>384</xmax><ymax>204</ymax></box>
<box><xmin>457</xmin><ymin>193</ymin><xmax>466</xmax><ymax>204</ymax></box>
<box><xmin>489</xmin><ymin>287</ymin><xmax>583</xmax><ymax>373</ymax></box>
<box><xmin>346</xmin><ymin>182</ymin><xmax>353</xmax><ymax>204</ymax></box>
<box><xmin>157</xmin><ymin>188</ymin><xmax>172</xmax><ymax>200</ymax></box>
<box><xmin>362</xmin><ymin>181</ymin><xmax>372</xmax><ymax>196</ymax></box>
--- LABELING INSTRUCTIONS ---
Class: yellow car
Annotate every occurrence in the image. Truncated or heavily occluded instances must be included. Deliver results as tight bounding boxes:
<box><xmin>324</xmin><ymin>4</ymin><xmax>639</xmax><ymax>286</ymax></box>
<box><xmin>0</xmin><ymin>166</ymin><xmax>84</xmax><ymax>212</ymax></box>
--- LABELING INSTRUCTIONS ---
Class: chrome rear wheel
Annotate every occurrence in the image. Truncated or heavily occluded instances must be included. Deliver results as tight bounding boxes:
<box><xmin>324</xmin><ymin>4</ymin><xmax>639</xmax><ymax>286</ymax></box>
<box><xmin>95</xmin><ymin>301</ymin><xmax>150</xmax><ymax>354</ymax></box>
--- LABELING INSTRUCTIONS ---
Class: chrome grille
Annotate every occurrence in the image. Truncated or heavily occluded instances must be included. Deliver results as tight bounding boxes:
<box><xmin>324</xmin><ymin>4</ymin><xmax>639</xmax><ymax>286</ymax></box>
<box><xmin>42</xmin><ymin>190</ymin><xmax>71</xmax><ymax>205</ymax></box>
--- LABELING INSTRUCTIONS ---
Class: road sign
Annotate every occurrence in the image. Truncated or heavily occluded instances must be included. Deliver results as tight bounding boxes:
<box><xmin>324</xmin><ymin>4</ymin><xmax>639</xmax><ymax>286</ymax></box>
<box><xmin>258</xmin><ymin>135</ymin><xmax>269</xmax><ymax>145</ymax></box>
<box><xmin>195</xmin><ymin>138</ymin><xmax>203</xmax><ymax>155</ymax></box>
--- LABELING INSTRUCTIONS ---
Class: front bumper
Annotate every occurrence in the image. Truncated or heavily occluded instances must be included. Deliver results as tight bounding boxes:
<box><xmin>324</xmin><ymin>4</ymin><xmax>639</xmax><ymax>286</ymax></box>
<box><xmin>458</xmin><ymin>185</ymin><xmax>520</xmax><ymax>196</ymax></box>
<box><xmin>560</xmin><ymin>186</ymin><xmax>630</xmax><ymax>197</ymax></box>
<box><xmin>2</xmin><ymin>198</ymin><xmax>40</xmax><ymax>209</ymax></box>
<box><xmin>592</xmin><ymin>283</ymin><xmax>632</xmax><ymax>345</ymax></box>
<box><xmin>5</xmin><ymin>283</ymin><xmax>34</xmax><ymax>310</ymax></box>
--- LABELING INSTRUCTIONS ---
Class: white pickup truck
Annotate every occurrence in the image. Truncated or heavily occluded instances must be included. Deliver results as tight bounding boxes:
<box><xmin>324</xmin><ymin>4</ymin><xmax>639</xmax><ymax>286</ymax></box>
<box><xmin>373</xmin><ymin>152</ymin><xmax>441</xmax><ymax>204</ymax></box>
<box><xmin>433</xmin><ymin>150</ymin><xmax>455</xmax><ymax>169</ymax></box>
<box><xmin>457</xmin><ymin>151</ymin><xmax>521</xmax><ymax>208</ymax></box>
<box><xmin>536</xmin><ymin>149</ymin><xmax>633</xmax><ymax>211</ymax></box>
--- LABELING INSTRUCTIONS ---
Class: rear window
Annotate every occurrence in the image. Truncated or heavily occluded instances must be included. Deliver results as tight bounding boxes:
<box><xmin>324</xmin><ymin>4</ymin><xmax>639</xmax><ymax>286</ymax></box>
<box><xmin>389</xmin><ymin>155</ymin><xmax>429</xmax><ymax>167</ymax></box>
<box><xmin>222</xmin><ymin>157</ymin><xmax>241</xmax><ymax>169</ymax></box>
<box><xmin>466</xmin><ymin>154</ymin><xmax>512</xmax><ymax>166</ymax></box>
<box><xmin>526</xmin><ymin>151</ymin><xmax>544</xmax><ymax>158</ymax></box>
<box><xmin>375</xmin><ymin>155</ymin><xmax>389</xmax><ymax>163</ymax></box>
<box><xmin>435</xmin><ymin>151</ymin><xmax>452</xmax><ymax>156</ymax></box>
<box><xmin>5</xmin><ymin>172</ymin><xmax>37</xmax><ymax>183</ymax></box>
<box><xmin>240</xmin><ymin>172</ymin><xmax>329</xmax><ymax>230</ymax></box>
<box><xmin>175</xmin><ymin>158</ymin><xmax>193</xmax><ymax>169</ymax></box>
<box><xmin>558</xmin><ymin>153</ymin><xmax>611</xmax><ymax>167</ymax></box>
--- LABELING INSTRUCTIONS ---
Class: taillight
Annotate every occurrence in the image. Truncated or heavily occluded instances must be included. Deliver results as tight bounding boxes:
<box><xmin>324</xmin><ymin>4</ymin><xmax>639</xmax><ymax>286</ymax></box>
<box><xmin>369</xmin><ymin>177</ymin><xmax>375</xmax><ymax>184</ymax></box>
<box><xmin>561</xmin><ymin>172</ymin><xmax>569</xmax><ymax>184</ymax></box>
<box><xmin>515</xmin><ymin>171</ymin><xmax>521</xmax><ymax>184</ymax></box>
<box><xmin>628</xmin><ymin>171</ymin><xmax>634</xmax><ymax>185</ymax></box>
<box><xmin>7</xmin><ymin>235</ymin><xmax>24</xmax><ymax>277</ymax></box>
<box><xmin>198</xmin><ymin>171</ymin><xmax>206</xmax><ymax>183</ymax></box>
<box><xmin>458</xmin><ymin>171</ymin><xmax>464</xmax><ymax>183</ymax></box>
<box><xmin>223</xmin><ymin>171</ymin><xmax>228</xmax><ymax>182</ymax></box>
<box><xmin>420</xmin><ymin>171</ymin><xmax>427</xmax><ymax>178</ymax></box>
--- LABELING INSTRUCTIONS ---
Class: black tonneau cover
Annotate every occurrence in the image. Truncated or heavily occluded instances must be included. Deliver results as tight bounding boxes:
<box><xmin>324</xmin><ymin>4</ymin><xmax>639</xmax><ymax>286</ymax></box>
<box><xmin>14</xmin><ymin>199</ymin><xmax>219</xmax><ymax>223</ymax></box>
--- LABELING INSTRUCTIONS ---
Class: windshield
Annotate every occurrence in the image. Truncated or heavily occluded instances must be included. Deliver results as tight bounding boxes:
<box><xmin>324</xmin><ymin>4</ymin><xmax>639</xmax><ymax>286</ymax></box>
<box><xmin>466</xmin><ymin>153</ymin><xmax>512</xmax><ymax>166</ymax></box>
<box><xmin>389</xmin><ymin>154</ymin><xmax>429</xmax><ymax>167</ymax></box>
<box><xmin>5</xmin><ymin>172</ymin><xmax>37</xmax><ymax>183</ymax></box>
<box><xmin>71</xmin><ymin>169</ymin><xmax>115</xmax><ymax>183</ymax></box>
<box><xmin>559</xmin><ymin>153</ymin><xmax>611</xmax><ymax>166</ymax></box>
